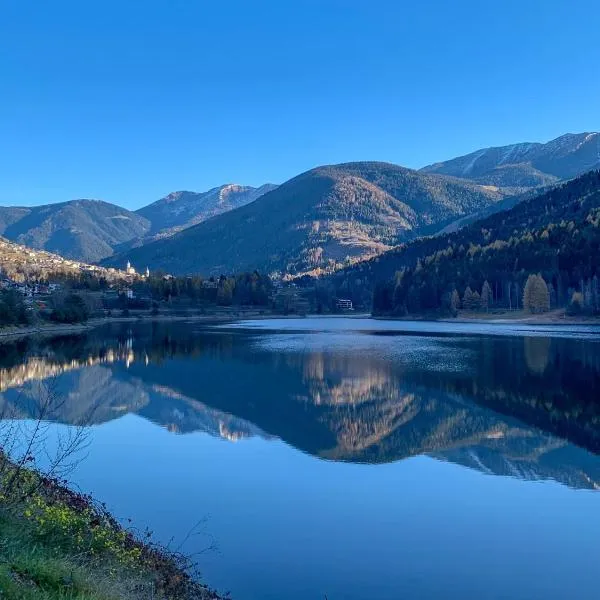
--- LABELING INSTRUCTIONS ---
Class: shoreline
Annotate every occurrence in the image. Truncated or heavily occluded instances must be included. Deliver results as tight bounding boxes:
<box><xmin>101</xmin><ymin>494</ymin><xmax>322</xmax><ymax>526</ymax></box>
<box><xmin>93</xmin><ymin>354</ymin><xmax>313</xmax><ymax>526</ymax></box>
<box><xmin>2</xmin><ymin>308</ymin><xmax>599</xmax><ymax>343</ymax></box>
<box><xmin>374</xmin><ymin>308</ymin><xmax>600</xmax><ymax>327</ymax></box>
<box><xmin>0</xmin><ymin>312</ymin><xmax>276</xmax><ymax>342</ymax></box>
<box><xmin>0</xmin><ymin>461</ymin><xmax>224</xmax><ymax>599</ymax></box>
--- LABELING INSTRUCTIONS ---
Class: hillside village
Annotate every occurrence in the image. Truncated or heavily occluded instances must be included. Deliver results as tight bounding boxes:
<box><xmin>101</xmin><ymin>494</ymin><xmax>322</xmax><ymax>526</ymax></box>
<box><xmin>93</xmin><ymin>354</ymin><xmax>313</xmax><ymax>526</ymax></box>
<box><xmin>0</xmin><ymin>235</ymin><xmax>322</xmax><ymax>323</ymax></box>
<box><xmin>0</xmin><ymin>237</ymin><xmax>139</xmax><ymax>283</ymax></box>
<box><xmin>0</xmin><ymin>237</ymin><xmax>154</xmax><ymax>313</ymax></box>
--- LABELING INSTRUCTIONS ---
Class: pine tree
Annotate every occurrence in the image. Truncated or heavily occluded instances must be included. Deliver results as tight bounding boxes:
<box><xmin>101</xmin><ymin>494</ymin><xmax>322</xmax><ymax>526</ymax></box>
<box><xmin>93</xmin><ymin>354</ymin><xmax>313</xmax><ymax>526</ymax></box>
<box><xmin>451</xmin><ymin>289</ymin><xmax>461</xmax><ymax>313</ymax></box>
<box><xmin>463</xmin><ymin>286</ymin><xmax>474</xmax><ymax>310</ymax></box>
<box><xmin>481</xmin><ymin>280</ymin><xmax>492</xmax><ymax>312</ymax></box>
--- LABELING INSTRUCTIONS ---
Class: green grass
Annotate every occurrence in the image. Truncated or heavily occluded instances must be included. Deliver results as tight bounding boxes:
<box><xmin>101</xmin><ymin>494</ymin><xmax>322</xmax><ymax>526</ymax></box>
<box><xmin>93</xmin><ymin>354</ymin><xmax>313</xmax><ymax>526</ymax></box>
<box><xmin>0</xmin><ymin>509</ymin><xmax>147</xmax><ymax>600</ymax></box>
<box><xmin>0</xmin><ymin>466</ymin><xmax>221</xmax><ymax>600</ymax></box>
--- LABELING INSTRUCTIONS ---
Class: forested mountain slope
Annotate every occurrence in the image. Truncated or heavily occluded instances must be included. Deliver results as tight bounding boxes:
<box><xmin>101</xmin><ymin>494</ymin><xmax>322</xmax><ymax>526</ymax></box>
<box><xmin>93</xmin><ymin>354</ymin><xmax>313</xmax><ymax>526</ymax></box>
<box><xmin>328</xmin><ymin>170</ymin><xmax>600</xmax><ymax>314</ymax></box>
<box><xmin>0</xmin><ymin>200</ymin><xmax>150</xmax><ymax>263</ymax></box>
<box><xmin>106</xmin><ymin>162</ymin><xmax>505</xmax><ymax>276</ymax></box>
<box><xmin>0</xmin><ymin>184</ymin><xmax>275</xmax><ymax>263</ymax></box>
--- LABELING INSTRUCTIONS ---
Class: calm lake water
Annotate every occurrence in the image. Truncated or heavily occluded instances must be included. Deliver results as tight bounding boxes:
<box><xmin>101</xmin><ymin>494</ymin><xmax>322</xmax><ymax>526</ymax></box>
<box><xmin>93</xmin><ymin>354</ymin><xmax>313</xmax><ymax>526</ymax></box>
<box><xmin>2</xmin><ymin>317</ymin><xmax>600</xmax><ymax>600</ymax></box>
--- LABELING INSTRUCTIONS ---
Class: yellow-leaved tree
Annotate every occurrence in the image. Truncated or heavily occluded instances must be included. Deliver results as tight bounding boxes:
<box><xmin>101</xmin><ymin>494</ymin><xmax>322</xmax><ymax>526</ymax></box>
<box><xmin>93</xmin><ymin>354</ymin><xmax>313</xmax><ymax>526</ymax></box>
<box><xmin>523</xmin><ymin>274</ymin><xmax>550</xmax><ymax>313</ymax></box>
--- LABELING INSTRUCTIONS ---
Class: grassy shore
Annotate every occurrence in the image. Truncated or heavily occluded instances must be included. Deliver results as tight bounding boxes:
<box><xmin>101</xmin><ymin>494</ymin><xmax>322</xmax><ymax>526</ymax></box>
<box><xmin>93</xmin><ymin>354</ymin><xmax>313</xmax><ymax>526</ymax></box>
<box><xmin>2</xmin><ymin>308</ymin><xmax>597</xmax><ymax>345</ymax></box>
<box><xmin>0</xmin><ymin>462</ymin><xmax>223</xmax><ymax>600</ymax></box>
<box><xmin>448</xmin><ymin>308</ymin><xmax>600</xmax><ymax>325</ymax></box>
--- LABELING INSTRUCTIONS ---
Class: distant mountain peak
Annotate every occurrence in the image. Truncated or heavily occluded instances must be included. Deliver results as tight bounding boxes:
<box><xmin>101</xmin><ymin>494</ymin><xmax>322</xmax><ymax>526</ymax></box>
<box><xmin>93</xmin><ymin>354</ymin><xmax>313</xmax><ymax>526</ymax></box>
<box><xmin>421</xmin><ymin>131</ymin><xmax>600</xmax><ymax>188</ymax></box>
<box><xmin>219</xmin><ymin>183</ymin><xmax>253</xmax><ymax>202</ymax></box>
<box><xmin>135</xmin><ymin>182</ymin><xmax>278</xmax><ymax>239</ymax></box>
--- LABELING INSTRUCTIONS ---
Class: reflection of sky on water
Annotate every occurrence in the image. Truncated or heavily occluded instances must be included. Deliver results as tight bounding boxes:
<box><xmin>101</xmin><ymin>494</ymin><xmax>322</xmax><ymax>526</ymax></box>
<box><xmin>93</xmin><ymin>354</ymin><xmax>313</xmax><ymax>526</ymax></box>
<box><xmin>2</xmin><ymin>318</ymin><xmax>600</xmax><ymax>600</ymax></box>
<box><xmin>30</xmin><ymin>414</ymin><xmax>600</xmax><ymax>600</ymax></box>
<box><xmin>222</xmin><ymin>316</ymin><xmax>600</xmax><ymax>339</ymax></box>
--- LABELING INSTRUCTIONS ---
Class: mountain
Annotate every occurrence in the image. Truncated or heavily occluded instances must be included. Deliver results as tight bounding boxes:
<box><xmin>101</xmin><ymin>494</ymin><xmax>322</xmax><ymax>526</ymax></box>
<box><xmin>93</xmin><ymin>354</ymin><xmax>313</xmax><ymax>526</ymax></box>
<box><xmin>422</xmin><ymin>132</ymin><xmax>600</xmax><ymax>233</ymax></box>
<box><xmin>136</xmin><ymin>183</ymin><xmax>277</xmax><ymax>238</ymax></box>
<box><xmin>0</xmin><ymin>200</ymin><xmax>151</xmax><ymax>263</ymax></box>
<box><xmin>4</xmin><ymin>133</ymin><xmax>597</xmax><ymax>269</ymax></box>
<box><xmin>106</xmin><ymin>162</ymin><xmax>506</xmax><ymax>276</ymax></box>
<box><xmin>329</xmin><ymin>169</ymin><xmax>600</xmax><ymax>314</ymax></box>
<box><xmin>422</xmin><ymin>132</ymin><xmax>600</xmax><ymax>189</ymax></box>
<box><xmin>0</xmin><ymin>184</ymin><xmax>275</xmax><ymax>264</ymax></box>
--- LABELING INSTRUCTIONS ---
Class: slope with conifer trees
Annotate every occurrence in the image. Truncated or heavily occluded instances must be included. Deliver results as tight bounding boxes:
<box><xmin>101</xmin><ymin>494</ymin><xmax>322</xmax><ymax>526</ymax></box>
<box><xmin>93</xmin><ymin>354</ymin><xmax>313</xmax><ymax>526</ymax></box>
<box><xmin>106</xmin><ymin>162</ymin><xmax>505</xmax><ymax>276</ymax></box>
<box><xmin>323</xmin><ymin>170</ymin><xmax>600</xmax><ymax>316</ymax></box>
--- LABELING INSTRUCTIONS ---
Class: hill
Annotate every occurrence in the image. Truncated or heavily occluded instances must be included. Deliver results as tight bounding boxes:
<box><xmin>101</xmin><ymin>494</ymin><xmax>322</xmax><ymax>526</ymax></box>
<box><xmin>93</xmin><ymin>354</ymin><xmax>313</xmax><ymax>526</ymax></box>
<box><xmin>421</xmin><ymin>132</ymin><xmax>599</xmax><ymax>189</ymax></box>
<box><xmin>106</xmin><ymin>162</ymin><xmax>506</xmax><ymax>276</ymax></box>
<box><xmin>0</xmin><ymin>200</ymin><xmax>151</xmax><ymax>263</ymax></box>
<box><xmin>328</xmin><ymin>170</ymin><xmax>600</xmax><ymax>314</ymax></box>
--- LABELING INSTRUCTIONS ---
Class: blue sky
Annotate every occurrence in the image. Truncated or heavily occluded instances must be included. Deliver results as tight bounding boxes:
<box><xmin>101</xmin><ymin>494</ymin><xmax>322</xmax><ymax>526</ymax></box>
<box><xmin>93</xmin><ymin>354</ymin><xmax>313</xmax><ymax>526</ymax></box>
<box><xmin>1</xmin><ymin>0</ymin><xmax>599</xmax><ymax>210</ymax></box>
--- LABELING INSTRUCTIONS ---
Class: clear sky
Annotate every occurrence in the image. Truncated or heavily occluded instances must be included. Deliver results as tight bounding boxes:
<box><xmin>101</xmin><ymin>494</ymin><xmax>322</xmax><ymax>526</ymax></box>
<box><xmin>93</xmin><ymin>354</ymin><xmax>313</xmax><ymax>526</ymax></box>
<box><xmin>1</xmin><ymin>0</ymin><xmax>599</xmax><ymax>209</ymax></box>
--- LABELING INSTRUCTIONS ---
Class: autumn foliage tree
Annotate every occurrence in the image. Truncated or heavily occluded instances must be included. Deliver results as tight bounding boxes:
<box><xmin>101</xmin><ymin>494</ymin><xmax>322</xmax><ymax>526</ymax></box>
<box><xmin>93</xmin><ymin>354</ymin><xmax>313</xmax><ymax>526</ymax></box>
<box><xmin>341</xmin><ymin>170</ymin><xmax>600</xmax><ymax>317</ymax></box>
<box><xmin>523</xmin><ymin>274</ymin><xmax>550</xmax><ymax>314</ymax></box>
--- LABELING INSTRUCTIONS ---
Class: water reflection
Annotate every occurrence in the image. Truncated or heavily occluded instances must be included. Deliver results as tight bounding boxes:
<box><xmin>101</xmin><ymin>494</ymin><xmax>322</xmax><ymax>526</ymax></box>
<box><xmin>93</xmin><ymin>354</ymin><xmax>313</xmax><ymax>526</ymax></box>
<box><xmin>1</xmin><ymin>321</ymin><xmax>600</xmax><ymax>490</ymax></box>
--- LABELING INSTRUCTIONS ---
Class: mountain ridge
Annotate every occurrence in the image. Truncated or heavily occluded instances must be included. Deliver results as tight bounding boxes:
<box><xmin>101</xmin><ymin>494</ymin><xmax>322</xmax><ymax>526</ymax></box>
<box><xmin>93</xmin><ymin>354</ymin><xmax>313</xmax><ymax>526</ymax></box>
<box><xmin>421</xmin><ymin>132</ymin><xmax>600</xmax><ymax>188</ymax></box>
<box><xmin>136</xmin><ymin>183</ymin><xmax>278</xmax><ymax>237</ymax></box>
<box><xmin>2</xmin><ymin>131</ymin><xmax>598</xmax><ymax>269</ymax></box>
<box><xmin>0</xmin><ymin>184</ymin><xmax>276</xmax><ymax>263</ymax></box>
<box><xmin>106</xmin><ymin>161</ymin><xmax>507</xmax><ymax>276</ymax></box>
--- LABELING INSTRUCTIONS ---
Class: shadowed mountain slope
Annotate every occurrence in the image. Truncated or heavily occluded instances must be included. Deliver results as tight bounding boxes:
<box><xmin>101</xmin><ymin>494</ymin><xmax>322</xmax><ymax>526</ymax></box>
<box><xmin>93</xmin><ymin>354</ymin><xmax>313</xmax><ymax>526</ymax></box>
<box><xmin>108</xmin><ymin>162</ymin><xmax>505</xmax><ymax>276</ymax></box>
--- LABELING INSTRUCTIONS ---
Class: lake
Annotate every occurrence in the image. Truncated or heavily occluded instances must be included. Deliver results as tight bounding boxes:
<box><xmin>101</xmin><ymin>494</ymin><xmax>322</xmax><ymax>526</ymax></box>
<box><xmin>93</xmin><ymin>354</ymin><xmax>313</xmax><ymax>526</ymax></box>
<box><xmin>2</xmin><ymin>317</ymin><xmax>600</xmax><ymax>599</ymax></box>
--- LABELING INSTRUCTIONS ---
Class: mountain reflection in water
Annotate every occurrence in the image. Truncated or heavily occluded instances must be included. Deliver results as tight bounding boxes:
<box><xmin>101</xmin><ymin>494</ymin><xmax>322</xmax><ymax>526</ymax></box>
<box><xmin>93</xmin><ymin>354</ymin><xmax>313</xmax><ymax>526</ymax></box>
<box><xmin>1</xmin><ymin>320</ymin><xmax>599</xmax><ymax>491</ymax></box>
